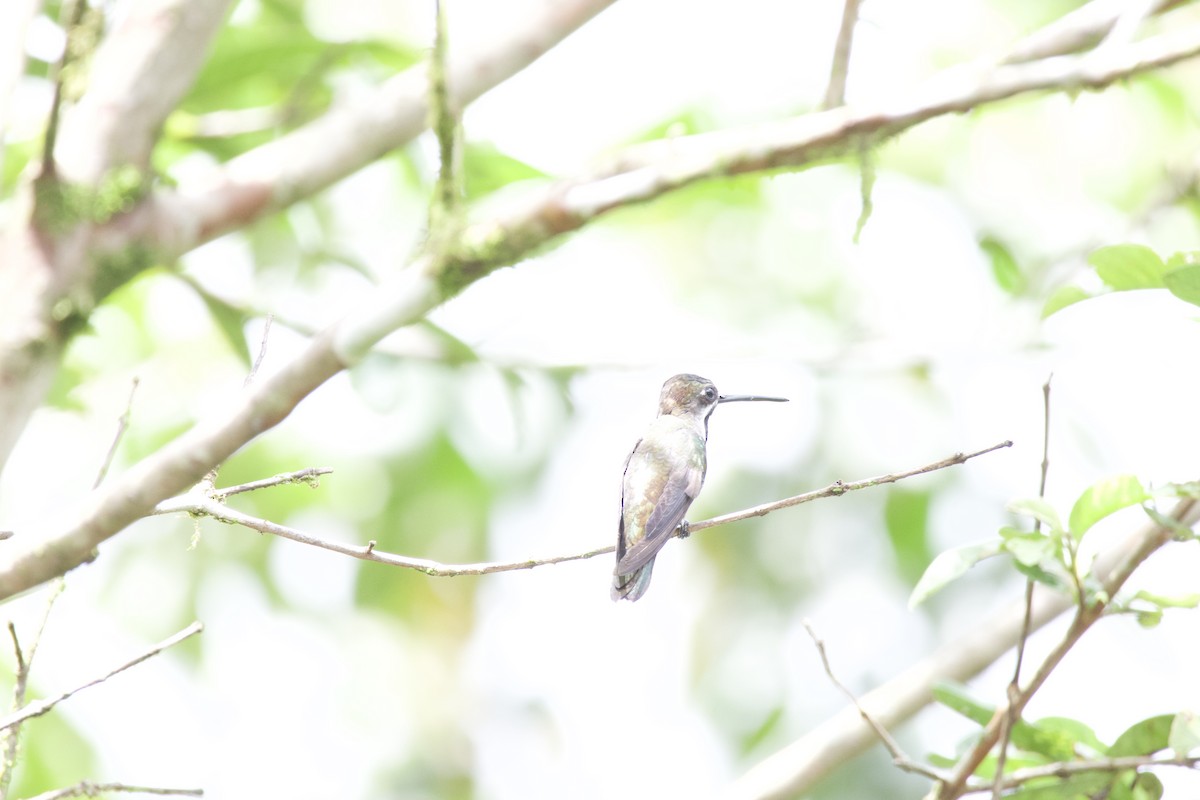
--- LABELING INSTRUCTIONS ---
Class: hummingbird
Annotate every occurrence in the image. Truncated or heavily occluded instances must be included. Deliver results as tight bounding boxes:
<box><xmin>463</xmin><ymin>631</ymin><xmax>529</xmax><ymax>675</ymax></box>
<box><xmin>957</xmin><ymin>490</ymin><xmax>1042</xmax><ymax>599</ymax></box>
<box><xmin>611</xmin><ymin>374</ymin><xmax>788</xmax><ymax>602</ymax></box>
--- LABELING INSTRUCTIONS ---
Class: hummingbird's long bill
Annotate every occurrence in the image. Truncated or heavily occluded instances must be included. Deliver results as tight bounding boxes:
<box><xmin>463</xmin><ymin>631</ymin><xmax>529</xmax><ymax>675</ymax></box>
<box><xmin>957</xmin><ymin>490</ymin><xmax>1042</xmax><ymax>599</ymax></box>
<box><xmin>717</xmin><ymin>394</ymin><xmax>789</xmax><ymax>404</ymax></box>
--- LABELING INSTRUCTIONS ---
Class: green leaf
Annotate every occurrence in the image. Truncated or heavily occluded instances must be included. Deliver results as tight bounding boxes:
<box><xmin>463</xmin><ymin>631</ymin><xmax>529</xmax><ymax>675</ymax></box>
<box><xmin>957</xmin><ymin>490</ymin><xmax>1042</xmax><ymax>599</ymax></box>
<box><xmin>197</xmin><ymin>290</ymin><xmax>252</xmax><ymax>368</ymax></box>
<box><xmin>999</xmin><ymin>527</ymin><xmax>1057</xmax><ymax>567</ymax></box>
<box><xmin>885</xmin><ymin>488</ymin><xmax>933</xmax><ymax>586</ymax></box>
<box><xmin>1136</xmin><ymin>589</ymin><xmax>1200</xmax><ymax>610</ymax></box>
<box><xmin>1088</xmin><ymin>244</ymin><xmax>1166</xmax><ymax>290</ymax></box>
<box><xmin>1008</xmin><ymin>498</ymin><xmax>1065</xmax><ymax>534</ymax></box>
<box><xmin>1169</xmin><ymin>710</ymin><xmax>1200</xmax><ymax>756</ymax></box>
<box><xmin>1161</xmin><ymin>480</ymin><xmax>1200</xmax><ymax>500</ymax></box>
<box><xmin>1163</xmin><ymin>263</ymin><xmax>1200</xmax><ymax>308</ymax></box>
<box><xmin>981</xmin><ymin>237</ymin><xmax>1024</xmax><ymax>295</ymax></box>
<box><xmin>931</xmin><ymin>681</ymin><xmax>994</xmax><ymax>725</ymax></box>
<box><xmin>1042</xmin><ymin>285</ymin><xmax>1090</xmax><ymax>318</ymax></box>
<box><xmin>1015</xmin><ymin>718</ymin><xmax>1085</xmax><ymax>762</ymax></box>
<box><xmin>739</xmin><ymin>706</ymin><xmax>785</xmax><ymax>755</ymax></box>
<box><xmin>462</xmin><ymin>142</ymin><xmax>548</xmax><ymax>200</ymax></box>
<box><xmin>1013</xmin><ymin>560</ymin><xmax>1072</xmax><ymax>593</ymax></box>
<box><xmin>1108</xmin><ymin>714</ymin><xmax>1174</xmax><ymax>757</ymax></box>
<box><xmin>1135</xmin><ymin>607</ymin><xmax>1163</xmax><ymax>628</ymax></box>
<box><xmin>909</xmin><ymin>540</ymin><xmax>1003</xmax><ymax>608</ymax></box>
<box><xmin>1068</xmin><ymin>475</ymin><xmax>1149</xmax><ymax>539</ymax></box>
<box><xmin>1033</xmin><ymin>717</ymin><xmax>1108</xmax><ymax>756</ymax></box>
<box><xmin>1110</xmin><ymin>771</ymin><xmax>1164</xmax><ymax>800</ymax></box>
<box><xmin>1142</xmin><ymin>504</ymin><xmax>1198</xmax><ymax>541</ymax></box>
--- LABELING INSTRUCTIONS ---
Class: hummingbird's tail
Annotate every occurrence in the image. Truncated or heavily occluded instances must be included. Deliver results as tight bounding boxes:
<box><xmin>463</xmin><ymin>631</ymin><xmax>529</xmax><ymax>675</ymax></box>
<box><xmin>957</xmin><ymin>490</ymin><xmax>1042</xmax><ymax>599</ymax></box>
<box><xmin>611</xmin><ymin>558</ymin><xmax>655</xmax><ymax>602</ymax></box>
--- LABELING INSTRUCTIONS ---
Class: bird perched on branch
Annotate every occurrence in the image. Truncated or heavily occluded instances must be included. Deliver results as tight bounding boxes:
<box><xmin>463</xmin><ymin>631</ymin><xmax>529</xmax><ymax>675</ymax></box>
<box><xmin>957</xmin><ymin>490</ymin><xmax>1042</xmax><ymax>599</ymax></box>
<box><xmin>611</xmin><ymin>374</ymin><xmax>787</xmax><ymax>602</ymax></box>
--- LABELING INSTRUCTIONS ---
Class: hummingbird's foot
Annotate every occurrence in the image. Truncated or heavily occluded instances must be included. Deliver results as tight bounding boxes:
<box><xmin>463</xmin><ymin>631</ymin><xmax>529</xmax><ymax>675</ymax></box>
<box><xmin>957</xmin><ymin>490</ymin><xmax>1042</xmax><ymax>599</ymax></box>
<box><xmin>677</xmin><ymin>520</ymin><xmax>691</xmax><ymax>539</ymax></box>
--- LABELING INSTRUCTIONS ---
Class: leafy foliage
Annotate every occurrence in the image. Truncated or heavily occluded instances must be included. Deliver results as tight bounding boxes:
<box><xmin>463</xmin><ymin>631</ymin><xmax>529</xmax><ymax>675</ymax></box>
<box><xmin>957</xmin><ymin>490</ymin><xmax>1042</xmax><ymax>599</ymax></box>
<box><xmin>1044</xmin><ymin>244</ymin><xmax>1200</xmax><ymax>317</ymax></box>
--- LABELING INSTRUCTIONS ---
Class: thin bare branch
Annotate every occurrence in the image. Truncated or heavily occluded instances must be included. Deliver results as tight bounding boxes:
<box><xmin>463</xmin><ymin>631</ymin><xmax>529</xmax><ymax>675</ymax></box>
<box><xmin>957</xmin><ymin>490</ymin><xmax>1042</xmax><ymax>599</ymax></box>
<box><xmin>38</xmin><ymin>0</ymin><xmax>88</xmax><ymax>180</ymax></box>
<box><xmin>822</xmin><ymin>0</ymin><xmax>863</xmax><ymax>109</ymax></box>
<box><xmin>23</xmin><ymin>782</ymin><xmax>202</xmax><ymax>800</ymax></box>
<box><xmin>803</xmin><ymin>620</ymin><xmax>945</xmax><ymax>782</ymax></box>
<box><xmin>1002</xmin><ymin>0</ymin><xmax>1185</xmax><ymax>64</ymax></box>
<box><xmin>0</xmin><ymin>579</ymin><xmax>64</xmax><ymax>800</ymax></box>
<box><xmin>93</xmin><ymin>377</ymin><xmax>139</xmax><ymax>489</ymax></box>
<box><xmin>200</xmin><ymin>313</ymin><xmax>272</xmax><ymax>491</ymax></box>
<box><xmin>209</xmin><ymin>467</ymin><xmax>332</xmax><ymax>500</ymax></box>
<box><xmin>155</xmin><ymin>442</ymin><xmax>1010</xmax><ymax>577</ymax></box>
<box><xmin>0</xmin><ymin>621</ymin><xmax>202</xmax><ymax>732</ymax></box>
<box><xmin>972</xmin><ymin>754</ymin><xmax>1200</xmax><ymax>794</ymax></box>
<box><xmin>992</xmin><ymin>376</ymin><xmax>1052</xmax><ymax>798</ymax></box>
<box><xmin>245</xmin><ymin>315</ymin><xmax>273</xmax><ymax>389</ymax></box>
<box><xmin>428</xmin><ymin>0</ymin><xmax>461</xmax><ymax>228</ymax></box>
<box><xmin>1099</xmin><ymin>0</ymin><xmax>1159</xmax><ymax>49</ymax></box>
<box><xmin>690</xmin><ymin>440</ymin><xmax>1012</xmax><ymax>536</ymax></box>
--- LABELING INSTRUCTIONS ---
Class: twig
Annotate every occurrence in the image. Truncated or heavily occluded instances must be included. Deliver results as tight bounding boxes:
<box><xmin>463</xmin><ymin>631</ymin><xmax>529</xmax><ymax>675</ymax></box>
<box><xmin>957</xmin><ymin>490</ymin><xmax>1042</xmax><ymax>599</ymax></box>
<box><xmin>992</xmin><ymin>377</ymin><xmax>1052</xmax><ymax>798</ymax></box>
<box><xmin>934</xmin><ymin>497</ymin><xmax>1200</xmax><ymax>799</ymax></box>
<box><xmin>200</xmin><ymin>314</ymin><xmax>272</xmax><ymax>490</ymax></box>
<box><xmin>428</xmin><ymin>0</ymin><xmax>460</xmax><ymax>228</ymax></box>
<box><xmin>973</xmin><ymin>754</ymin><xmax>1200</xmax><ymax>794</ymax></box>
<box><xmin>209</xmin><ymin>467</ymin><xmax>332</xmax><ymax>500</ymax></box>
<box><xmin>0</xmin><ymin>580</ymin><xmax>65</xmax><ymax>800</ymax></box>
<box><xmin>1099</xmin><ymin>0</ymin><xmax>1158</xmax><ymax>49</ymax></box>
<box><xmin>803</xmin><ymin>620</ymin><xmax>945</xmax><ymax>782</ymax></box>
<box><xmin>38</xmin><ymin>0</ymin><xmax>88</xmax><ymax>179</ymax></box>
<box><xmin>689</xmin><ymin>440</ymin><xmax>1012</xmax><ymax>536</ymax></box>
<box><xmin>1002</xmin><ymin>0</ymin><xmax>1183</xmax><ymax>64</ymax></box>
<box><xmin>93</xmin><ymin>377</ymin><xmax>139</xmax><ymax>489</ymax></box>
<box><xmin>244</xmin><ymin>315</ymin><xmax>273</xmax><ymax>388</ymax></box>
<box><xmin>23</xmin><ymin>782</ymin><xmax>202</xmax><ymax>800</ymax></box>
<box><xmin>822</xmin><ymin>0</ymin><xmax>863</xmax><ymax>109</ymax></box>
<box><xmin>0</xmin><ymin>621</ymin><xmax>203</xmax><ymax>733</ymax></box>
<box><xmin>156</xmin><ymin>442</ymin><xmax>1011</xmax><ymax>577</ymax></box>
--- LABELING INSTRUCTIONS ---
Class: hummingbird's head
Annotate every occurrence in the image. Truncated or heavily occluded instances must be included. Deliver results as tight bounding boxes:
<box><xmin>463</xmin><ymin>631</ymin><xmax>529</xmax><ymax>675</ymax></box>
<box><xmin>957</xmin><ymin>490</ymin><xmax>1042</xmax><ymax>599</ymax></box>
<box><xmin>657</xmin><ymin>374</ymin><xmax>720</xmax><ymax>420</ymax></box>
<box><xmin>657</xmin><ymin>373</ymin><xmax>790</xmax><ymax>421</ymax></box>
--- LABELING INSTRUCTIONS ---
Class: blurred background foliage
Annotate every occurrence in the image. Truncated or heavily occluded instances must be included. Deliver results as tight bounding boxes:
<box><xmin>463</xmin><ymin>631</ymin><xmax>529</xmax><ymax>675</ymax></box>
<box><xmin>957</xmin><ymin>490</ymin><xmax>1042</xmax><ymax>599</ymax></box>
<box><xmin>3</xmin><ymin>0</ymin><xmax>1200</xmax><ymax>798</ymax></box>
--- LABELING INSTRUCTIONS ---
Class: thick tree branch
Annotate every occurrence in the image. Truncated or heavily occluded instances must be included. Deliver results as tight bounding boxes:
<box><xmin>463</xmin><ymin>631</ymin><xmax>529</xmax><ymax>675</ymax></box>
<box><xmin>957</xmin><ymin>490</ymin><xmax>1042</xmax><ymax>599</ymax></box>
<box><xmin>0</xmin><ymin>0</ymin><xmax>234</xmax><ymax>476</ymax></box>
<box><xmin>727</xmin><ymin>498</ymin><xmax>1200</xmax><ymax>800</ymax></box>
<box><xmin>55</xmin><ymin>0</ymin><xmax>234</xmax><ymax>183</ymax></box>
<box><xmin>160</xmin><ymin>0</ymin><xmax>618</xmax><ymax>249</ymax></box>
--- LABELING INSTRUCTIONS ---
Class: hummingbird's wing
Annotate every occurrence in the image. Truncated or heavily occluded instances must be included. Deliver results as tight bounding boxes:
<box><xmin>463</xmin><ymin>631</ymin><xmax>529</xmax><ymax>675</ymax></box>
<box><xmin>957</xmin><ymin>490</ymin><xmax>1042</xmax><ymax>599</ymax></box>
<box><xmin>616</xmin><ymin>444</ymin><xmax>703</xmax><ymax>575</ymax></box>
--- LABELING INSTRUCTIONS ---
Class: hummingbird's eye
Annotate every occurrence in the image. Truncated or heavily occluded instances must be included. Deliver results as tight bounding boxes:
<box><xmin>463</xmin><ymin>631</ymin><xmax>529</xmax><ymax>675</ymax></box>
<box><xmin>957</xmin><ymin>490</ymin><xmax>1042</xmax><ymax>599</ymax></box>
<box><xmin>703</xmin><ymin>387</ymin><xmax>716</xmax><ymax>401</ymax></box>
